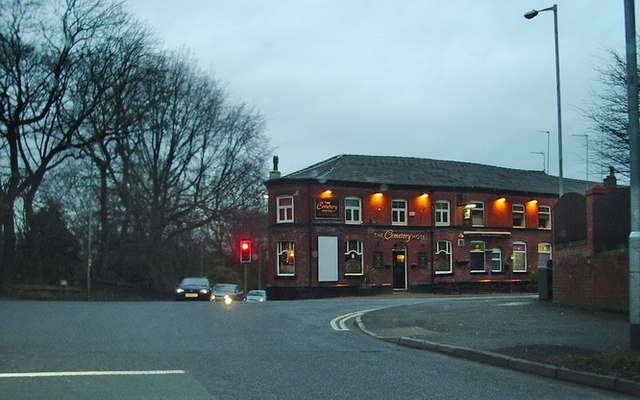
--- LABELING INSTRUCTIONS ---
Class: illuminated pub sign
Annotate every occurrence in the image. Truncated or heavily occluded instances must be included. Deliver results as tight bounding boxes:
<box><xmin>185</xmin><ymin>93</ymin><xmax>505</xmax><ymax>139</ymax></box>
<box><xmin>315</xmin><ymin>198</ymin><xmax>340</xmax><ymax>219</ymax></box>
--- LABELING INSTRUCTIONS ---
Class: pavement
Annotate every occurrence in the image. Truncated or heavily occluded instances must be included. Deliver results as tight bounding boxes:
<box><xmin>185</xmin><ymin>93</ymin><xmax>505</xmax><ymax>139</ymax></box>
<box><xmin>357</xmin><ymin>294</ymin><xmax>640</xmax><ymax>397</ymax></box>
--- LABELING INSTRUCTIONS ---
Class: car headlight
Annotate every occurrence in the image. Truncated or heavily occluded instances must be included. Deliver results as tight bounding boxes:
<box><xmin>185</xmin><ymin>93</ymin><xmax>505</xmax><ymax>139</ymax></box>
<box><xmin>200</xmin><ymin>289</ymin><xmax>209</xmax><ymax>294</ymax></box>
<box><xmin>176</xmin><ymin>288</ymin><xmax>184</xmax><ymax>294</ymax></box>
<box><xmin>224</xmin><ymin>295</ymin><xmax>232</xmax><ymax>305</ymax></box>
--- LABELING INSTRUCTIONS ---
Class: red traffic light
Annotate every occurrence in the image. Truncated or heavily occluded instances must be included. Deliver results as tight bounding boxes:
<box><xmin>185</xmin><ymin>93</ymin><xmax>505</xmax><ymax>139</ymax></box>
<box><xmin>239</xmin><ymin>240</ymin><xmax>252</xmax><ymax>263</ymax></box>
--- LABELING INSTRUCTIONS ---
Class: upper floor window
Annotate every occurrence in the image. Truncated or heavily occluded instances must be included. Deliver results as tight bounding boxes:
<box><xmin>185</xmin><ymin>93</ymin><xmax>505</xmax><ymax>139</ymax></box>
<box><xmin>434</xmin><ymin>240</ymin><xmax>452</xmax><ymax>274</ymax></box>
<box><xmin>435</xmin><ymin>200</ymin><xmax>450</xmax><ymax>226</ymax></box>
<box><xmin>512</xmin><ymin>241</ymin><xmax>527</xmax><ymax>273</ymax></box>
<box><xmin>344</xmin><ymin>197</ymin><xmax>362</xmax><ymax>224</ymax></box>
<box><xmin>464</xmin><ymin>201</ymin><xmax>484</xmax><ymax>227</ymax></box>
<box><xmin>277</xmin><ymin>241</ymin><xmax>295</xmax><ymax>276</ymax></box>
<box><xmin>538</xmin><ymin>205</ymin><xmax>551</xmax><ymax>229</ymax></box>
<box><xmin>392</xmin><ymin>199</ymin><xmax>407</xmax><ymax>225</ymax></box>
<box><xmin>513</xmin><ymin>204</ymin><xmax>525</xmax><ymax>228</ymax></box>
<box><xmin>277</xmin><ymin>195</ymin><xmax>294</xmax><ymax>223</ymax></box>
<box><xmin>344</xmin><ymin>240</ymin><xmax>363</xmax><ymax>275</ymax></box>
<box><xmin>470</xmin><ymin>241</ymin><xmax>486</xmax><ymax>273</ymax></box>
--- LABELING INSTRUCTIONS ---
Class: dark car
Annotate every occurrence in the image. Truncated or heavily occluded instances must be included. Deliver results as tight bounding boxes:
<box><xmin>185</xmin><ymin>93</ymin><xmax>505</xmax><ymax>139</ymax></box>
<box><xmin>211</xmin><ymin>283</ymin><xmax>244</xmax><ymax>302</ymax></box>
<box><xmin>175</xmin><ymin>277</ymin><xmax>212</xmax><ymax>301</ymax></box>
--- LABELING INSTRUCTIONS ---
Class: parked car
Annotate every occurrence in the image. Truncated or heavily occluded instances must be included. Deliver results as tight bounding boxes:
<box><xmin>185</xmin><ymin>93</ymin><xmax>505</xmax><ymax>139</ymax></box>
<box><xmin>212</xmin><ymin>283</ymin><xmax>244</xmax><ymax>302</ymax></box>
<box><xmin>175</xmin><ymin>277</ymin><xmax>212</xmax><ymax>301</ymax></box>
<box><xmin>245</xmin><ymin>290</ymin><xmax>267</xmax><ymax>302</ymax></box>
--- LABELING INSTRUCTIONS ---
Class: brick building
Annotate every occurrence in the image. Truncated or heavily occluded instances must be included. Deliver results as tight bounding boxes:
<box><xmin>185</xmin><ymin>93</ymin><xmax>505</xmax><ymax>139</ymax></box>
<box><xmin>265</xmin><ymin>155</ymin><xmax>589</xmax><ymax>299</ymax></box>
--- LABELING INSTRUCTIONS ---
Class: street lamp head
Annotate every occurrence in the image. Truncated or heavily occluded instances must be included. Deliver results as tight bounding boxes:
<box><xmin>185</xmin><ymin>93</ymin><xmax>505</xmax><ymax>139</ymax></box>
<box><xmin>524</xmin><ymin>9</ymin><xmax>539</xmax><ymax>19</ymax></box>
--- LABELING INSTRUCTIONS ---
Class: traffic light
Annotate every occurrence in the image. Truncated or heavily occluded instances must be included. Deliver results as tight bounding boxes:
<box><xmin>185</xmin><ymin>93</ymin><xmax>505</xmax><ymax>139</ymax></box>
<box><xmin>239</xmin><ymin>240</ymin><xmax>252</xmax><ymax>263</ymax></box>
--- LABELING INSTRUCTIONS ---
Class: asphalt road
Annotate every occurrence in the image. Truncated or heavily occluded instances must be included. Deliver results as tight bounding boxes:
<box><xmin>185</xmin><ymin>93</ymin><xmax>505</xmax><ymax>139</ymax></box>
<box><xmin>0</xmin><ymin>296</ymin><xmax>634</xmax><ymax>399</ymax></box>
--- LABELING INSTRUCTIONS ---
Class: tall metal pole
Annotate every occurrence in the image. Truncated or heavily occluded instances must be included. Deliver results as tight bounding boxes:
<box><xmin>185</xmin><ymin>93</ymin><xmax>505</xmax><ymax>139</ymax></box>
<box><xmin>624</xmin><ymin>0</ymin><xmax>640</xmax><ymax>350</ymax></box>
<box><xmin>525</xmin><ymin>5</ymin><xmax>564</xmax><ymax>195</ymax></box>
<box><xmin>551</xmin><ymin>5</ymin><xmax>564</xmax><ymax>196</ymax></box>
<box><xmin>541</xmin><ymin>130</ymin><xmax>550</xmax><ymax>174</ymax></box>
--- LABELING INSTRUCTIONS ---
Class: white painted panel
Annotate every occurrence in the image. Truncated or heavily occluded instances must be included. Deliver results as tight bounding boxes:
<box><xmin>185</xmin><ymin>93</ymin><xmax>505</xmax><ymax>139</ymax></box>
<box><xmin>318</xmin><ymin>236</ymin><xmax>338</xmax><ymax>282</ymax></box>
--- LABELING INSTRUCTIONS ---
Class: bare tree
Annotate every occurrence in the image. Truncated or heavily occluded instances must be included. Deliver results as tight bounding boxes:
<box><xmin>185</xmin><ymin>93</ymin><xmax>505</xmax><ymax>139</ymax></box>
<box><xmin>585</xmin><ymin>49</ymin><xmax>635</xmax><ymax>181</ymax></box>
<box><xmin>78</xmin><ymin>50</ymin><xmax>269</xmax><ymax>289</ymax></box>
<box><xmin>0</xmin><ymin>0</ymin><xmax>141</xmax><ymax>294</ymax></box>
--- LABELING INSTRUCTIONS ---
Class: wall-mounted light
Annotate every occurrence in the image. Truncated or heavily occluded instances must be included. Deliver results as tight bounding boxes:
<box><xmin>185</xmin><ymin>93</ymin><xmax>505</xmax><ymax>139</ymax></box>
<box><xmin>262</xmin><ymin>193</ymin><xmax>269</xmax><ymax>199</ymax></box>
<box><xmin>420</xmin><ymin>193</ymin><xmax>430</xmax><ymax>198</ymax></box>
<box><xmin>320</xmin><ymin>189</ymin><xmax>333</xmax><ymax>198</ymax></box>
<box><xmin>464</xmin><ymin>203</ymin><xmax>477</xmax><ymax>209</ymax></box>
<box><xmin>497</xmin><ymin>197</ymin><xmax>507</xmax><ymax>202</ymax></box>
<box><xmin>529</xmin><ymin>199</ymin><xmax>539</xmax><ymax>204</ymax></box>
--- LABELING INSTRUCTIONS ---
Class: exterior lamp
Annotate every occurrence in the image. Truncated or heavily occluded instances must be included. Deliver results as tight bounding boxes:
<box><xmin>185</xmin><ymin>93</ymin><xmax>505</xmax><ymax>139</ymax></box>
<box><xmin>524</xmin><ymin>4</ymin><xmax>564</xmax><ymax>196</ymax></box>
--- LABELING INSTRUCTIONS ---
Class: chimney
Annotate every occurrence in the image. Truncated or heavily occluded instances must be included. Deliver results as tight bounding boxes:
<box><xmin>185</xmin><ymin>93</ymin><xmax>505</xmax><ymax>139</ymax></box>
<box><xmin>603</xmin><ymin>166</ymin><xmax>617</xmax><ymax>190</ymax></box>
<box><xmin>269</xmin><ymin>155</ymin><xmax>281</xmax><ymax>180</ymax></box>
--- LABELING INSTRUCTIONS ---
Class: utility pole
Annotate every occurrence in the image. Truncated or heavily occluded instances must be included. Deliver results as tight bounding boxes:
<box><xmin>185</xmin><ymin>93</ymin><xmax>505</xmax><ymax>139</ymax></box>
<box><xmin>624</xmin><ymin>0</ymin><xmax>640</xmax><ymax>350</ymax></box>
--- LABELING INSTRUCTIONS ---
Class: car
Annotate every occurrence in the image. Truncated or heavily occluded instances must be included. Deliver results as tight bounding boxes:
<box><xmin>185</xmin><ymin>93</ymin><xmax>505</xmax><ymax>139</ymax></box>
<box><xmin>245</xmin><ymin>290</ymin><xmax>267</xmax><ymax>302</ymax></box>
<box><xmin>211</xmin><ymin>283</ymin><xmax>244</xmax><ymax>302</ymax></box>
<box><xmin>175</xmin><ymin>277</ymin><xmax>212</xmax><ymax>301</ymax></box>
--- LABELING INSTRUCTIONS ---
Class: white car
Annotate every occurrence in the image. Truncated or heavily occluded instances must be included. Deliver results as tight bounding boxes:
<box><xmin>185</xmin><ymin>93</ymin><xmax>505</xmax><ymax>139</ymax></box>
<box><xmin>245</xmin><ymin>290</ymin><xmax>267</xmax><ymax>302</ymax></box>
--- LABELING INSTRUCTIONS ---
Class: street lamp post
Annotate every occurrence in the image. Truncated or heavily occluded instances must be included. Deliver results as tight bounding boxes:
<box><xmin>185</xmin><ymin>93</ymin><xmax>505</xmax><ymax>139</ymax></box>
<box><xmin>540</xmin><ymin>130</ymin><xmax>550</xmax><ymax>174</ymax></box>
<box><xmin>572</xmin><ymin>134</ymin><xmax>589</xmax><ymax>189</ymax></box>
<box><xmin>525</xmin><ymin>5</ymin><xmax>564</xmax><ymax>196</ymax></box>
<box><xmin>624</xmin><ymin>0</ymin><xmax>640</xmax><ymax>350</ymax></box>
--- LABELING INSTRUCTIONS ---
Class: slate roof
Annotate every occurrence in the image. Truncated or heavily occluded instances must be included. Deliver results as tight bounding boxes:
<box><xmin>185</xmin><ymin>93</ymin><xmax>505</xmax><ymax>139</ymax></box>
<box><xmin>275</xmin><ymin>154</ymin><xmax>592</xmax><ymax>196</ymax></box>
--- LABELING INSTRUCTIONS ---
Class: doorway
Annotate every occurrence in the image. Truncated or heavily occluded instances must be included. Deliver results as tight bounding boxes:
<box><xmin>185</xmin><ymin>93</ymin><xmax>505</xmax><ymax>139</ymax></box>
<box><xmin>392</xmin><ymin>244</ymin><xmax>407</xmax><ymax>290</ymax></box>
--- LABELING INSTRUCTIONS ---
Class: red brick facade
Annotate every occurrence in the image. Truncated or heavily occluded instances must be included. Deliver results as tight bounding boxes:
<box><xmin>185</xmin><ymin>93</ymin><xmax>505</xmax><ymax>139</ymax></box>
<box><xmin>266</xmin><ymin>179</ymin><xmax>558</xmax><ymax>298</ymax></box>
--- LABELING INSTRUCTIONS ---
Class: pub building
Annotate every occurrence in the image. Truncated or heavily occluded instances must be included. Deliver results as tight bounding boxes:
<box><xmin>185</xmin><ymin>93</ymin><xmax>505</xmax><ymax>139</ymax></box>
<box><xmin>265</xmin><ymin>154</ymin><xmax>589</xmax><ymax>299</ymax></box>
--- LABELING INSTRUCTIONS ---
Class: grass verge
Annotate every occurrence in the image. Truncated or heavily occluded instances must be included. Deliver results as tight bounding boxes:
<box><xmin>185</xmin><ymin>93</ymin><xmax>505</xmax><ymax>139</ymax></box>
<box><xmin>560</xmin><ymin>352</ymin><xmax>640</xmax><ymax>382</ymax></box>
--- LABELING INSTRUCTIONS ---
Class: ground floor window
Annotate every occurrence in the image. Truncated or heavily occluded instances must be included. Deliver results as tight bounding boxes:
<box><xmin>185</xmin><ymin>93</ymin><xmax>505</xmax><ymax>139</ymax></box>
<box><xmin>470</xmin><ymin>241</ymin><xmax>486</xmax><ymax>273</ymax></box>
<box><xmin>277</xmin><ymin>241</ymin><xmax>295</xmax><ymax>276</ymax></box>
<box><xmin>434</xmin><ymin>240</ymin><xmax>452</xmax><ymax>274</ymax></box>
<box><xmin>491</xmin><ymin>248</ymin><xmax>503</xmax><ymax>272</ymax></box>
<box><xmin>344</xmin><ymin>240</ymin><xmax>363</xmax><ymax>275</ymax></box>
<box><xmin>538</xmin><ymin>243</ymin><xmax>552</xmax><ymax>267</ymax></box>
<box><xmin>512</xmin><ymin>242</ymin><xmax>527</xmax><ymax>272</ymax></box>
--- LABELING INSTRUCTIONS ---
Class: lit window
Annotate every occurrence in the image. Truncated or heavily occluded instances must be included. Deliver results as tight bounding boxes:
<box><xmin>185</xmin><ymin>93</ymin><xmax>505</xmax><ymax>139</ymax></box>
<box><xmin>538</xmin><ymin>205</ymin><xmax>551</xmax><ymax>229</ymax></box>
<box><xmin>464</xmin><ymin>201</ymin><xmax>484</xmax><ymax>227</ymax></box>
<box><xmin>434</xmin><ymin>240</ymin><xmax>452</xmax><ymax>274</ymax></box>
<box><xmin>491</xmin><ymin>248</ymin><xmax>503</xmax><ymax>272</ymax></box>
<box><xmin>435</xmin><ymin>200</ymin><xmax>450</xmax><ymax>226</ymax></box>
<box><xmin>470</xmin><ymin>241</ymin><xmax>486</xmax><ymax>273</ymax></box>
<box><xmin>277</xmin><ymin>196</ymin><xmax>294</xmax><ymax>223</ymax></box>
<box><xmin>513</xmin><ymin>204</ymin><xmax>525</xmax><ymax>228</ymax></box>
<box><xmin>277</xmin><ymin>241</ymin><xmax>295</xmax><ymax>276</ymax></box>
<box><xmin>512</xmin><ymin>242</ymin><xmax>527</xmax><ymax>273</ymax></box>
<box><xmin>392</xmin><ymin>199</ymin><xmax>407</xmax><ymax>225</ymax></box>
<box><xmin>344</xmin><ymin>240</ymin><xmax>363</xmax><ymax>275</ymax></box>
<box><xmin>344</xmin><ymin>197</ymin><xmax>362</xmax><ymax>224</ymax></box>
<box><xmin>538</xmin><ymin>243</ymin><xmax>552</xmax><ymax>268</ymax></box>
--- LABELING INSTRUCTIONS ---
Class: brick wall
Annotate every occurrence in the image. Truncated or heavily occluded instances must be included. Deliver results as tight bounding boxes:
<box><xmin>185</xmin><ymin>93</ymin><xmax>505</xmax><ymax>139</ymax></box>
<box><xmin>554</xmin><ymin>246</ymin><xmax>628</xmax><ymax>312</ymax></box>
<box><xmin>553</xmin><ymin>185</ymin><xmax>629</xmax><ymax>312</ymax></box>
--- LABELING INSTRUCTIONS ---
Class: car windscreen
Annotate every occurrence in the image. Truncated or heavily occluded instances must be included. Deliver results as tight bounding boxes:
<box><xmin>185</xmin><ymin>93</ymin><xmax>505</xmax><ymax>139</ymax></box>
<box><xmin>213</xmin><ymin>284</ymin><xmax>236</xmax><ymax>292</ymax></box>
<box><xmin>181</xmin><ymin>278</ymin><xmax>209</xmax><ymax>286</ymax></box>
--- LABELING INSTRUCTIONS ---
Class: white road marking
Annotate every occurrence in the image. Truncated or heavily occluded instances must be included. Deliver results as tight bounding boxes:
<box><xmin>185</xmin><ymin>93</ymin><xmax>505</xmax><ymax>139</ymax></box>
<box><xmin>330</xmin><ymin>308</ymin><xmax>380</xmax><ymax>331</ymax></box>
<box><xmin>0</xmin><ymin>370</ymin><xmax>186</xmax><ymax>378</ymax></box>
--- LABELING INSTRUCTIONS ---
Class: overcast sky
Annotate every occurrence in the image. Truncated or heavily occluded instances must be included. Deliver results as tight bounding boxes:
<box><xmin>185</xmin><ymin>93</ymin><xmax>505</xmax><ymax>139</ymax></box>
<box><xmin>126</xmin><ymin>0</ymin><xmax>630</xmax><ymax>181</ymax></box>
